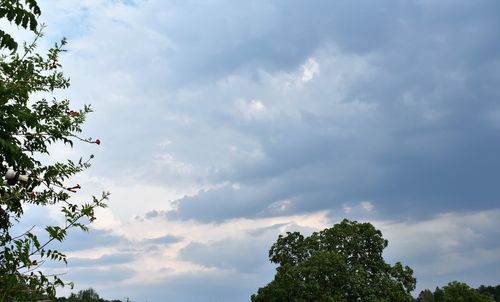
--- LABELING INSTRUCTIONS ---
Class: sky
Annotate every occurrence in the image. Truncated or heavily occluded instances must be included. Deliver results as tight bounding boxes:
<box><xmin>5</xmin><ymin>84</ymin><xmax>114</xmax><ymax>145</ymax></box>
<box><xmin>10</xmin><ymin>0</ymin><xmax>500</xmax><ymax>301</ymax></box>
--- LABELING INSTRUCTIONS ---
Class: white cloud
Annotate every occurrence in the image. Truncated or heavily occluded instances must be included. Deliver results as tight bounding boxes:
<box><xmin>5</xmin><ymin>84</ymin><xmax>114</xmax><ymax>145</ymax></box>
<box><xmin>154</xmin><ymin>153</ymin><xmax>194</xmax><ymax>176</ymax></box>
<box><xmin>343</xmin><ymin>204</ymin><xmax>352</xmax><ymax>213</ymax></box>
<box><xmin>301</xmin><ymin>57</ymin><xmax>320</xmax><ymax>82</ymax></box>
<box><xmin>236</xmin><ymin>99</ymin><xmax>268</xmax><ymax>119</ymax></box>
<box><xmin>361</xmin><ymin>201</ymin><xmax>375</xmax><ymax>212</ymax></box>
<box><xmin>266</xmin><ymin>199</ymin><xmax>292</xmax><ymax>213</ymax></box>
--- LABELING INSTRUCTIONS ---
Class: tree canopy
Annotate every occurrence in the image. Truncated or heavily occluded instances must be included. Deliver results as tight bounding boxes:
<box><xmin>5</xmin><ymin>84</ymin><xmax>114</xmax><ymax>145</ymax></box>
<box><xmin>251</xmin><ymin>219</ymin><xmax>416</xmax><ymax>302</ymax></box>
<box><xmin>478</xmin><ymin>285</ymin><xmax>500</xmax><ymax>302</ymax></box>
<box><xmin>1</xmin><ymin>0</ymin><xmax>107</xmax><ymax>300</ymax></box>
<box><xmin>417</xmin><ymin>282</ymin><xmax>497</xmax><ymax>302</ymax></box>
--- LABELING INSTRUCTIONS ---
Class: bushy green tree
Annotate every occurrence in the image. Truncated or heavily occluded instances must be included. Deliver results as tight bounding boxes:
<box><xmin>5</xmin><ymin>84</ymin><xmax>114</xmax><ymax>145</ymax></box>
<box><xmin>420</xmin><ymin>282</ymin><xmax>497</xmax><ymax>302</ymax></box>
<box><xmin>433</xmin><ymin>287</ymin><xmax>444</xmax><ymax>302</ymax></box>
<box><xmin>251</xmin><ymin>219</ymin><xmax>416</xmax><ymax>302</ymax></box>
<box><xmin>478</xmin><ymin>285</ymin><xmax>500</xmax><ymax>302</ymax></box>
<box><xmin>1</xmin><ymin>0</ymin><xmax>107</xmax><ymax>300</ymax></box>
<box><xmin>436</xmin><ymin>281</ymin><xmax>494</xmax><ymax>302</ymax></box>
<box><xmin>56</xmin><ymin>288</ymin><xmax>125</xmax><ymax>302</ymax></box>
<box><xmin>417</xmin><ymin>289</ymin><xmax>435</xmax><ymax>302</ymax></box>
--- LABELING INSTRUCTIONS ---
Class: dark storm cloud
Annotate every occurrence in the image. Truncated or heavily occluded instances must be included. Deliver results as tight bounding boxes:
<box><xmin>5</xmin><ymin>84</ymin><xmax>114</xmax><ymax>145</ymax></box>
<box><xmin>167</xmin><ymin>185</ymin><xmax>285</xmax><ymax>222</ymax></box>
<box><xmin>155</xmin><ymin>0</ymin><xmax>497</xmax><ymax>84</ymax></box>
<box><xmin>163</xmin><ymin>0</ymin><xmax>500</xmax><ymax>223</ymax></box>
<box><xmin>65</xmin><ymin>0</ymin><xmax>499</xmax><ymax>198</ymax></box>
<box><xmin>34</xmin><ymin>0</ymin><xmax>500</xmax><ymax>300</ymax></box>
<box><xmin>151</xmin><ymin>0</ymin><xmax>419</xmax><ymax>85</ymax></box>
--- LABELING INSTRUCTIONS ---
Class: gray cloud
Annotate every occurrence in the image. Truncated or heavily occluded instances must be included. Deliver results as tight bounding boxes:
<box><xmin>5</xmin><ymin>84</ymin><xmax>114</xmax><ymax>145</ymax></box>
<box><xmin>179</xmin><ymin>237</ymin><xmax>270</xmax><ymax>273</ymax></box>
<box><xmin>69</xmin><ymin>253</ymin><xmax>136</xmax><ymax>267</ymax></box>
<box><xmin>106</xmin><ymin>269</ymin><xmax>275</xmax><ymax>302</ymax></box>
<box><xmin>167</xmin><ymin>185</ymin><xmax>280</xmax><ymax>222</ymax></box>
<box><xmin>67</xmin><ymin>267</ymin><xmax>136</xmax><ymax>285</ymax></box>
<box><xmin>377</xmin><ymin>209</ymin><xmax>500</xmax><ymax>293</ymax></box>
<box><xmin>157</xmin><ymin>0</ymin><xmax>500</xmax><ymax>223</ymax></box>
<box><xmin>61</xmin><ymin>229</ymin><xmax>128</xmax><ymax>252</ymax></box>
<box><xmin>27</xmin><ymin>0</ymin><xmax>500</xmax><ymax>300</ymax></box>
<box><xmin>141</xmin><ymin>235</ymin><xmax>182</xmax><ymax>245</ymax></box>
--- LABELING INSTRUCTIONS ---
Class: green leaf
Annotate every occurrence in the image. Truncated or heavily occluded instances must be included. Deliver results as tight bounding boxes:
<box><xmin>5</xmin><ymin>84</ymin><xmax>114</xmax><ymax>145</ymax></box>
<box><xmin>21</xmin><ymin>13</ymin><xmax>30</xmax><ymax>29</ymax></box>
<box><xmin>0</xmin><ymin>29</ymin><xmax>18</xmax><ymax>51</ymax></box>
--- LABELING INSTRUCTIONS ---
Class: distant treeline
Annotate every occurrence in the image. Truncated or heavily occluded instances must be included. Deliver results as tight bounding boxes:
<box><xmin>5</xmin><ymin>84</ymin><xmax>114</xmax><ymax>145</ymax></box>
<box><xmin>416</xmin><ymin>282</ymin><xmax>500</xmax><ymax>302</ymax></box>
<box><xmin>55</xmin><ymin>288</ymin><xmax>129</xmax><ymax>302</ymax></box>
<box><xmin>57</xmin><ymin>283</ymin><xmax>500</xmax><ymax>302</ymax></box>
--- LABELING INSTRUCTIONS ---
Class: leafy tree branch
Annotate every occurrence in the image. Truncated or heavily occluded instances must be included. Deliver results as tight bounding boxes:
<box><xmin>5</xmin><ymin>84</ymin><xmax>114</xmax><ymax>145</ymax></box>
<box><xmin>1</xmin><ymin>0</ymin><xmax>108</xmax><ymax>300</ymax></box>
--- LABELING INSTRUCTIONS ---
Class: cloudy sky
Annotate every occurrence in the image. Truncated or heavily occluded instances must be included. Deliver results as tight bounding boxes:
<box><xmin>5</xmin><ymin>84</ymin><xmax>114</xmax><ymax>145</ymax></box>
<box><xmin>14</xmin><ymin>0</ymin><xmax>500</xmax><ymax>300</ymax></box>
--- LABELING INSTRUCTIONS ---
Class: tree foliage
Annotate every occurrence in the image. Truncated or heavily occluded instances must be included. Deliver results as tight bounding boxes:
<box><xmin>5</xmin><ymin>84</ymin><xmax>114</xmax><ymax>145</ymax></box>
<box><xmin>416</xmin><ymin>289</ymin><xmax>435</xmax><ymax>302</ymax></box>
<box><xmin>251</xmin><ymin>219</ymin><xmax>416</xmax><ymax>302</ymax></box>
<box><xmin>55</xmin><ymin>288</ymin><xmax>127</xmax><ymax>302</ymax></box>
<box><xmin>0</xmin><ymin>0</ymin><xmax>41</xmax><ymax>51</ymax></box>
<box><xmin>1</xmin><ymin>0</ymin><xmax>107</xmax><ymax>300</ymax></box>
<box><xmin>439</xmin><ymin>281</ymin><xmax>494</xmax><ymax>302</ymax></box>
<box><xmin>417</xmin><ymin>282</ymin><xmax>497</xmax><ymax>302</ymax></box>
<box><xmin>478</xmin><ymin>285</ymin><xmax>500</xmax><ymax>302</ymax></box>
<box><xmin>53</xmin><ymin>288</ymin><xmax>126</xmax><ymax>302</ymax></box>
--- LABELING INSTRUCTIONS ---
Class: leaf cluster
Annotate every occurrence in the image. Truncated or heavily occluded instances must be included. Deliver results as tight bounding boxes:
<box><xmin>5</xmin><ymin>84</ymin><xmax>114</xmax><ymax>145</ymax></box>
<box><xmin>0</xmin><ymin>0</ymin><xmax>41</xmax><ymax>51</ymax></box>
